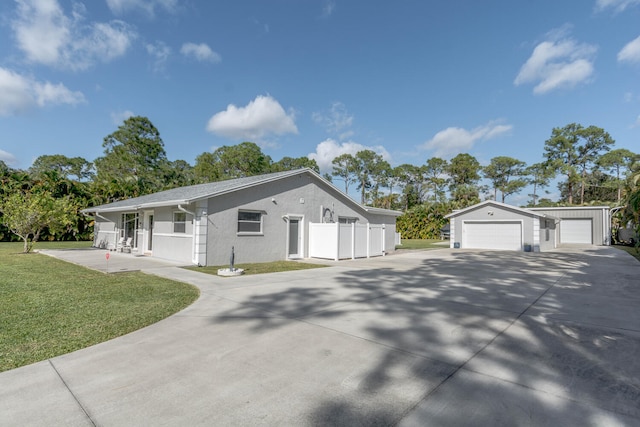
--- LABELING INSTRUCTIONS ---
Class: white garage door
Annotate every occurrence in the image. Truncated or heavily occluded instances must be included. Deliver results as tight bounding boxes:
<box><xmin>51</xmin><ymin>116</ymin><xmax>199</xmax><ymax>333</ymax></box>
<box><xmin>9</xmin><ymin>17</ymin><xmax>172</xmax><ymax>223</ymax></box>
<box><xmin>560</xmin><ymin>219</ymin><xmax>592</xmax><ymax>244</ymax></box>
<box><xmin>462</xmin><ymin>221</ymin><xmax>522</xmax><ymax>250</ymax></box>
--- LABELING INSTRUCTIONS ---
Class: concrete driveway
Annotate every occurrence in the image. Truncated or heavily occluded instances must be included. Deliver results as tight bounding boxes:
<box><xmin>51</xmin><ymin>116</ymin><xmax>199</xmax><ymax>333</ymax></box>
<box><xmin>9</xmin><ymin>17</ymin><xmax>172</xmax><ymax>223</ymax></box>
<box><xmin>2</xmin><ymin>247</ymin><xmax>639</xmax><ymax>426</ymax></box>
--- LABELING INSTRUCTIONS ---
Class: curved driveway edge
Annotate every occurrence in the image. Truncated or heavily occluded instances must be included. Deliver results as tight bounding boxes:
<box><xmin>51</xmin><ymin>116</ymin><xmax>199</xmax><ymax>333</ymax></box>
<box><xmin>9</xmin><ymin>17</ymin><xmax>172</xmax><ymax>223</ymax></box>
<box><xmin>2</xmin><ymin>247</ymin><xmax>639</xmax><ymax>426</ymax></box>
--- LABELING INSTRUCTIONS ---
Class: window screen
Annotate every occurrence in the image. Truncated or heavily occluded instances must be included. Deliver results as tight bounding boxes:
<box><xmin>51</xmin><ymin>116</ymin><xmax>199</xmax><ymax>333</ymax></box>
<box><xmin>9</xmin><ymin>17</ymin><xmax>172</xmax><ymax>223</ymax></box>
<box><xmin>238</xmin><ymin>211</ymin><xmax>262</xmax><ymax>233</ymax></box>
<box><xmin>173</xmin><ymin>212</ymin><xmax>186</xmax><ymax>233</ymax></box>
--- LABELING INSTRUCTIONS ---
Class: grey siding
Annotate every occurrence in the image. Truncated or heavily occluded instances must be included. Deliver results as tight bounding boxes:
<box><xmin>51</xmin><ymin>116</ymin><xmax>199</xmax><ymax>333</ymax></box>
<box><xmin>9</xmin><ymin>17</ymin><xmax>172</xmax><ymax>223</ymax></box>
<box><xmin>205</xmin><ymin>172</ymin><xmax>395</xmax><ymax>265</ymax></box>
<box><xmin>530</xmin><ymin>207</ymin><xmax>610</xmax><ymax>246</ymax></box>
<box><xmin>86</xmin><ymin>170</ymin><xmax>399</xmax><ymax>265</ymax></box>
<box><xmin>450</xmin><ymin>204</ymin><xmax>536</xmax><ymax>249</ymax></box>
<box><xmin>149</xmin><ymin>206</ymin><xmax>194</xmax><ymax>264</ymax></box>
<box><xmin>93</xmin><ymin>213</ymin><xmax>119</xmax><ymax>249</ymax></box>
<box><xmin>538</xmin><ymin>217</ymin><xmax>557</xmax><ymax>251</ymax></box>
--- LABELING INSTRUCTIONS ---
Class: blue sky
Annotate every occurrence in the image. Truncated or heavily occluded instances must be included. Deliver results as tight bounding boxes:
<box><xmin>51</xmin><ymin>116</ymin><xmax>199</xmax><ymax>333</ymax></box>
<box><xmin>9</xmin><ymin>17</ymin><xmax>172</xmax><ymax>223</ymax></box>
<box><xmin>1</xmin><ymin>0</ymin><xmax>639</xmax><ymax>203</ymax></box>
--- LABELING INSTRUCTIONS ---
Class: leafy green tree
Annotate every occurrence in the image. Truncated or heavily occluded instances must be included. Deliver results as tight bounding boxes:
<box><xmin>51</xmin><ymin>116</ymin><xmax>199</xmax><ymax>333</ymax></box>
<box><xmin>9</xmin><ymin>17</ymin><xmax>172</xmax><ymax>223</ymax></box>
<box><xmin>448</xmin><ymin>153</ymin><xmax>481</xmax><ymax>205</ymax></box>
<box><xmin>575</xmin><ymin>126</ymin><xmax>615</xmax><ymax>204</ymax></box>
<box><xmin>271</xmin><ymin>156</ymin><xmax>319</xmax><ymax>173</ymax></box>
<box><xmin>383</xmin><ymin>166</ymin><xmax>405</xmax><ymax>209</ymax></box>
<box><xmin>162</xmin><ymin>159</ymin><xmax>195</xmax><ymax>188</ymax></box>
<box><xmin>194</xmin><ymin>142</ymin><xmax>272</xmax><ymax>183</ymax></box>
<box><xmin>620</xmin><ymin>159</ymin><xmax>640</xmax><ymax>249</ymax></box>
<box><xmin>544</xmin><ymin>123</ymin><xmax>615</xmax><ymax>204</ymax></box>
<box><xmin>331</xmin><ymin>153</ymin><xmax>357</xmax><ymax>194</ymax></box>
<box><xmin>483</xmin><ymin>156</ymin><xmax>527</xmax><ymax>203</ymax></box>
<box><xmin>351</xmin><ymin>150</ymin><xmax>387</xmax><ymax>204</ymax></box>
<box><xmin>193</xmin><ymin>152</ymin><xmax>218</xmax><ymax>183</ymax></box>
<box><xmin>524</xmin><ymin>162</ymin><xmax>553</xmax><ymax>207</ymax></box>
<box><xmin>559</xmin><ymin>169</ymin><xmax>617</xmax><ymax>203</ymax></box>
<box><xmin>368</xmin><ymin>158</ymin><xmax>392</xmax><ymax>207</ymax></box>
<box><xmin>30</xmin><ymin>155</ymin><xmax>94</xmax><ymax>181</ymax></box>
<box><xmin>597</xmin><ymin>148</ymin><xmax>636</xmax><ymax>202</ymax></box>
<box><xmin>94</xmin><ymin>116</ymin><xmax>168</xmax><ymax>201</ymax></box>
<box><xmin>423</xmin><ymin>157</ymin><xmax>449</xmax><ymax>203</ymax></box>
<box><xmin>0</xmin><ymin>189</ymin><xmax>77</xmax><ymax>252</ymax></box>
<box><xmin>396</xmin><ymin>202</ymin><xmax>452</xmax><ymax>239</ymax></box>
<box><xmin>395</xmin><ymin>164</ymin><xmax>424</xmax><ymax>210</ymax></box>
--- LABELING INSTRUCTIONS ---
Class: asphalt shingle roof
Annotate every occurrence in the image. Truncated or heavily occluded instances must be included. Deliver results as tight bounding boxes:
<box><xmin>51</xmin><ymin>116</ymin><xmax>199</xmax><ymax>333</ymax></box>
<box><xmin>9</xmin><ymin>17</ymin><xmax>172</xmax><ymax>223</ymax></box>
<box><xmin>83</xmin><ymin>169</ymin><xmax>305</xmax><ymax>213</ymax></box>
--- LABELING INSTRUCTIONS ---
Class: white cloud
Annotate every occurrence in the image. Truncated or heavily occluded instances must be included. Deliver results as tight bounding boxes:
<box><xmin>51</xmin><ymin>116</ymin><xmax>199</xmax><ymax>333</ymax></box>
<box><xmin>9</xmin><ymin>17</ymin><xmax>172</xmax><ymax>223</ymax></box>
<box><xmin>0</xmin><ymin>67</ymin><xmax>85</xmax><ymax>116</ymax></box>
<box><xmin>618</xmin><ymin>35</ymin><xmax>640</xmax><ymax>64</ymax></box>
<box><xmin>312</xmin><ymin>102</ymin><xmax>354</xmax><ymax>140</ymax></box>
<box><xmin>180</xmin><ymin>42</ymin><xmax>221</xmax><ymax>63</ymax></box>
<box><xmin>514</xmin><ymin>29</ymin><xmax>597</xmax><ymax>95</ymax></box>
<box><xmin>146</xmin><ymin>41</ymin><xmax>172</xmax><ymax>73</ymax></box>
<box><xmin>594</xmin><ymin>0</ymin><xmax>640</xmax><ymax>13</ymax></box>
<box><xmin>106</xmin><ymin>0</ymin><xmax>178</xmax><ymax>17</ymax></box>
<box><xmin>110</xmin><ymin>110</ymin><xmax>135</xmax><ymax>125</ymax></box>
<box><xmin>321</xmin><ymin>0</ymin><xmax>336</xmax><ymax>17</ymax></box>
<box><xmin>206</xmin><ymin>95</ymin><xmax>298</xmax><ymax>143</ymax></box>
<box><xmin>422</xmin><ymin>121</ymin><xmax>512</xmax><ymax>158</ymax></box>
<box><xmin>11</xmin><ymin>0</ymin><xmax>136</xmax><ymax>71</ymax></box>
<box><xmin>0</xmin><ymin>149</ymin><xmax>18</xmax><ymax>166</ymax></box>
<box><xmin>308</xmin><ymin>138</ymin><xmax>391</xmax><ymax>173</ymax></box>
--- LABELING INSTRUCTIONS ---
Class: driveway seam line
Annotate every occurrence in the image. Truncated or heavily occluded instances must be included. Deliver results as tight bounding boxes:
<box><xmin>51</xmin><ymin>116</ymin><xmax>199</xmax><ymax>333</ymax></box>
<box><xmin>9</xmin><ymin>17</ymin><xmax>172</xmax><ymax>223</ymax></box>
<box><xmin>48</xmin><ymin>360</ymin><xmax>97</xmax><ymax>427</ymax></box>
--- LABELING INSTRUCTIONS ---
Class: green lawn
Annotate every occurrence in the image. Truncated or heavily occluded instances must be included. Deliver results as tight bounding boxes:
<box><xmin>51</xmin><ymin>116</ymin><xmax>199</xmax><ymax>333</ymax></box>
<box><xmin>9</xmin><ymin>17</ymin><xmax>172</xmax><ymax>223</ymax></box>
<box><xmin>0</xmin><ymin>241</ymin><xmax>199</xmax><ymax>372</ymax></box>
<box><xmin>396</xmin><ymin>239</ymin><xmax>449</xmax><ymax>250</ymax></box>
<box><xmin>186</xmin><ymin>260</ymin><xmax>327</xmax><ymax>276</ymax></box>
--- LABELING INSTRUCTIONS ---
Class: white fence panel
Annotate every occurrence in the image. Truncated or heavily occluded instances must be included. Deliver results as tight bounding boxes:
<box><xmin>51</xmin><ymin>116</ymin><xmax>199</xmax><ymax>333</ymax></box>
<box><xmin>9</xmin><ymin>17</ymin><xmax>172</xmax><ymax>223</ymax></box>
<box><xmin>309</xmin><ymin>223</ymin><xmax>338</xmax><ymax>260</ymax></box>
<box><xmin>369</xmin><ymin>224</ymin><xmax>384</xmax><ymax>257</ymax></box>
<box><xmin>354</xmin><ymin>224</ymin><xmax>368</xmax><ymax>258</ymax></box>
<box><xmin>338</xmin><ymin>224</ymin><xmax>353</xmax><ymax>259</ymax></box>
<box><xmin>309</xmin><ymin>222</ymin><xmax>388</xmax><ymax>261</ymax></box>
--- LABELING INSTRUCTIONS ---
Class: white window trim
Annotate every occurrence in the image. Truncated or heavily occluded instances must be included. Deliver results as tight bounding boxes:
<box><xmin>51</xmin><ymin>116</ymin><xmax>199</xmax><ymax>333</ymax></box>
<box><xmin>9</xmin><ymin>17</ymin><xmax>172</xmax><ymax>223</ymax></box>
<box><xmin>173</xmin><ymin>211</ymin><xmax>187</xmax><ymax>234</ymax></box>
<box><xmin>237</xmin><ymin>210</ymin><xmax>264</xmax><ymax>236</ymax></box>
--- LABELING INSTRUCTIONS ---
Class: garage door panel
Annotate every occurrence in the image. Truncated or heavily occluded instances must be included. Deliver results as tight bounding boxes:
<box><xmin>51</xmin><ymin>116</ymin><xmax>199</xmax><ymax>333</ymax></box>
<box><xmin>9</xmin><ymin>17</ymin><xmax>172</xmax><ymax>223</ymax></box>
<box><xmin>462</xmin><ymin>221</ymin><xmax>522</xmax><ymax>251</ymax></box>
<box><xmin>560</xmin><ymin>219</ymin><xmax>592</xmax><ymax>244</ymax></box>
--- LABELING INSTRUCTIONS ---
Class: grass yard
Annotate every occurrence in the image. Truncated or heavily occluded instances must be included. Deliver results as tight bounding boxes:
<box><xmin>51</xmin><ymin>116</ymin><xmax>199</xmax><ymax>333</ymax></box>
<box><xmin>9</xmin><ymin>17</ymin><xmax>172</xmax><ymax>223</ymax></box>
<box><xmin>396</xmin><ymin>239</ymin><xmax>449</xmax><ymax>250</ymax></box>
<box><xmin>186</xmin><ymin>260</ymin><xmax>327</xmax><ymax>276</ymax></box>
<box><xmin>0</xmin><ymin>241</ymin><xmax>199</xmax><ymax>372</ymax></box>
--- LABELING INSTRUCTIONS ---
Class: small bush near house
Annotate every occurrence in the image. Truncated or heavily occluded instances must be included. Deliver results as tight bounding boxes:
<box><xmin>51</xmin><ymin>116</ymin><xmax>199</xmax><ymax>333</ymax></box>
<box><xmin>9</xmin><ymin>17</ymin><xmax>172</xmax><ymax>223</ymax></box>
<box><xmin>396</xmin><ymin>203</ymin><xmax>451</xmax><ymax>239</ymax></box>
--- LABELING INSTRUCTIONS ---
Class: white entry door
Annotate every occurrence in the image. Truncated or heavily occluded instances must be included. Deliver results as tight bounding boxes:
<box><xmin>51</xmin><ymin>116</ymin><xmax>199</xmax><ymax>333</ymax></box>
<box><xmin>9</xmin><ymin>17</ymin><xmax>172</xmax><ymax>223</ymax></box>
<box><xmin>462</xmin><ymin>221</ymin><xmax>523</xmax><ymax>250</ymax></box>
<box><xmin>560</xmin><ymin>219</ymin><xmax>592</xmax><ymax>244</ymax></box>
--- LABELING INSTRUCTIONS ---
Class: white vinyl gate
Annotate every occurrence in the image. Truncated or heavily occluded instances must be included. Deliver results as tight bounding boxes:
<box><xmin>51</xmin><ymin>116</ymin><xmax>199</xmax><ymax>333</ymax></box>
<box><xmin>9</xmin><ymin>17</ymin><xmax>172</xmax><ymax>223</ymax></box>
<box><xmin>309</xmin><ymin>223</ymin><xmax>386</xmax><ymax>260</ymax></box>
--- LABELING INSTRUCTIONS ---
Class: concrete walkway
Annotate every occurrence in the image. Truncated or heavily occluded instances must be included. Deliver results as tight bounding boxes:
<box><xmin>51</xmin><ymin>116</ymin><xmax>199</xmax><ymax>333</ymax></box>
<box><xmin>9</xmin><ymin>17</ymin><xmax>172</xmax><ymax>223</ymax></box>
<box><xmin>2</xmin><ymin>247</ymin><xmax>640</xmax><ymax>426</ymax></box>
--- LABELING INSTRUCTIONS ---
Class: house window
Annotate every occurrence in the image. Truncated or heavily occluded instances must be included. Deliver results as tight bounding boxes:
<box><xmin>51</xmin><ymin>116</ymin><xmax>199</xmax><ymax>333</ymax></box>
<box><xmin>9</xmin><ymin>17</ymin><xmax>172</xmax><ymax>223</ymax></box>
<box><xmin>121</xmin><ymin>213</ymin><xmax>139</xmax><ymax>242</ymax></box>
<box><xmin>238</xmin><ymin>210</ymin><xmax>263</xmax><ymax>234</ymax></box>
<box><xmin>338</xmin><ymin>217</ymin><xmax>358</xmax><ymax>224</ymax></box>
<box><xmin>173</xmin><ymin>212</ymin><xmax>186</xmax><ymax>233</ymax></box>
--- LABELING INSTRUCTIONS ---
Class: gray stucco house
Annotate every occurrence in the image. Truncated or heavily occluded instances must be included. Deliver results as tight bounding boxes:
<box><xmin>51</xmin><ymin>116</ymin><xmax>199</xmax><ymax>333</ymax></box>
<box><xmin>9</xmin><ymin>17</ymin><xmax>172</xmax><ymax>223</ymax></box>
<box><xmin>445</xmin><ymin>200</ymin><xmax>611</xmax><ymax>252</ymax></box>
<box><xmin>82</xmin><ymin>168</ymin><xmax>402</xmax><ymax>265</ymax></box>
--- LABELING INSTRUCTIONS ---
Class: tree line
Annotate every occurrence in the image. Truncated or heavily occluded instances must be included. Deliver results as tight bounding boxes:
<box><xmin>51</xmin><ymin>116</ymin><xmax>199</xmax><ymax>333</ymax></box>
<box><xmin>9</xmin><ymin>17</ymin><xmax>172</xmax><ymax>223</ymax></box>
<box><xmin>1</xmin><ymin>116</ymin><xmax>638</xmax><ymax>249</ymax></box>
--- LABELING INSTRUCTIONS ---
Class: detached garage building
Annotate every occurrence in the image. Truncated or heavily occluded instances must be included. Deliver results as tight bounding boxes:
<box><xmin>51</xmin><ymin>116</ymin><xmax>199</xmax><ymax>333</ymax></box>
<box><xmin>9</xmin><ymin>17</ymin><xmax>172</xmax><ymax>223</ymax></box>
<box><xmin>529</xmin><ymin>206</ymin><xmax>611</xmax><ymax>246</ymax></box>
<box><xmin>446</xmin><ymin>201</ymin><xmax>611</xmax><ymax>252</ymax></box>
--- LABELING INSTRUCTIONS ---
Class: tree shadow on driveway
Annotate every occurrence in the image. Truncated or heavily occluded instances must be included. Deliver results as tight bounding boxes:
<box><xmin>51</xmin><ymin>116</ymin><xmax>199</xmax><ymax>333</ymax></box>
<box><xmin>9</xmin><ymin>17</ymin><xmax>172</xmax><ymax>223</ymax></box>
<box><xmin>211</xmin><ymin>248</ymin><xmax>640</xmax><ymax>426</ymax></box>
